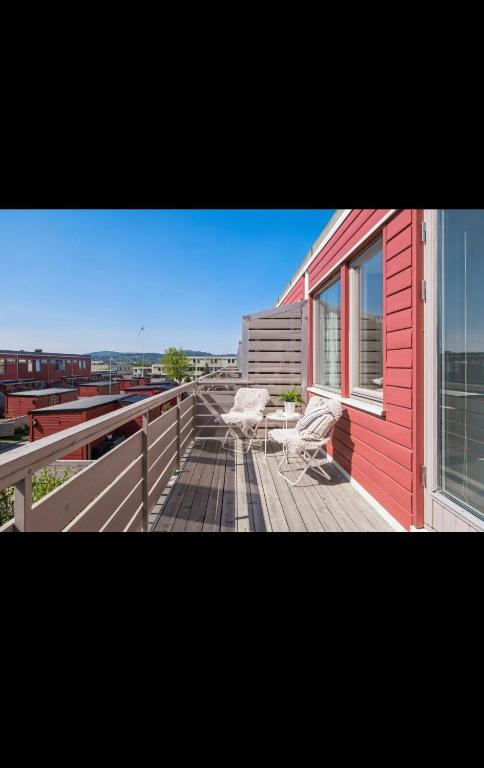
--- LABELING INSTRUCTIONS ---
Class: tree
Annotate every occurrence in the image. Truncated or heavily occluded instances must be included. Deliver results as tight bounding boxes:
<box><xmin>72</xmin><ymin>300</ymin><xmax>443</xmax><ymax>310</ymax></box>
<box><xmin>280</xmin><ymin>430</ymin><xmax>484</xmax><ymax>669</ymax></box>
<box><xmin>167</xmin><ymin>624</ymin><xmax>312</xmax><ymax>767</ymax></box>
<box><xmin>162</xmin><ymin>347</ymin><xmax>192</xmax><ymax>382</ymax></box>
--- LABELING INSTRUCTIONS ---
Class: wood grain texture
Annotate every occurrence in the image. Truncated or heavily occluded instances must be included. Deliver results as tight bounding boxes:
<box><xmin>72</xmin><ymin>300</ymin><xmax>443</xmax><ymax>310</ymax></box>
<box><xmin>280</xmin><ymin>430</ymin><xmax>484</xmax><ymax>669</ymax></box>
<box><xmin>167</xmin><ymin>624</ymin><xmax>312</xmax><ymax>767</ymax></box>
<box><xmin>151</xmin><ymin>440</ymin><xmax>395</xmax><ymax>533</ymax></box>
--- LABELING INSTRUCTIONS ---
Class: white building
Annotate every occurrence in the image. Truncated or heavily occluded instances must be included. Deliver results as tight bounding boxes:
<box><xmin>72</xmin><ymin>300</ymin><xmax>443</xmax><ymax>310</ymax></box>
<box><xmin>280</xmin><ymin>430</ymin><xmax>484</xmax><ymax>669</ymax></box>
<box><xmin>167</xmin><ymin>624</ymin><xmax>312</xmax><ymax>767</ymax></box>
<box><xmin>152</xmin><ymin>355</ymin><xmax>237</xmax><ymax>380</ymax></box>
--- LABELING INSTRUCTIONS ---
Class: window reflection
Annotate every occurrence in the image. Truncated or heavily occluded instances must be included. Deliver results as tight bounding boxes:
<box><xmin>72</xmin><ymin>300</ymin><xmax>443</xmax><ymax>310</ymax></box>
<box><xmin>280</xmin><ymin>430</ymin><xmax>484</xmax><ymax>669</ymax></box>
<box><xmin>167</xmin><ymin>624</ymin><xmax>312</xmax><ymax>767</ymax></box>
<box><xmin>439</xmin><ymin>210</ymin><xmax>484</xmax><ymax>518</ymax></box>
<box><xmin>317</xmin><ymin>278</ymin><xmax>341</xmax><ymax>390</ymax></box>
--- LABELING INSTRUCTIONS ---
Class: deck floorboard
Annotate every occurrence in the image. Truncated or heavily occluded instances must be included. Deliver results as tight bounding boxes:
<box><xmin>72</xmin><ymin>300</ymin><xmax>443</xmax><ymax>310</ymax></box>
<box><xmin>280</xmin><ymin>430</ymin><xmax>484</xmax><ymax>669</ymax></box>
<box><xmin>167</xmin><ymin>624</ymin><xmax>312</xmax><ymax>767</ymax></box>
<box><xmin>151</xmin><ymin>439</ymin><xmax>396</xmax><ymax>533</ymax></box>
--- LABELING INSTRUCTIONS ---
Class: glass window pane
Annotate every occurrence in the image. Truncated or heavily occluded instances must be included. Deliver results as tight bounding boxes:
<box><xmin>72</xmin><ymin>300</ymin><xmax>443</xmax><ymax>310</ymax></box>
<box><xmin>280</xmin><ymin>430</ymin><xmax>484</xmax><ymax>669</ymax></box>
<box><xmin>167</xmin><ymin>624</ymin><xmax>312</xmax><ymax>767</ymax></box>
<box><xmin>439</xmin><ymin>209</ymin><xmax>484</xmax><ymax>518</ymax></box>
<box><xmin>355</xmin><ymin>240</ymin><xmax>383</xmax><ymax>393</ymax></box>
<box><xmin>317</xmin><ymin>278</ymin><xmax>341</xmax><ymax>390</ymax></box>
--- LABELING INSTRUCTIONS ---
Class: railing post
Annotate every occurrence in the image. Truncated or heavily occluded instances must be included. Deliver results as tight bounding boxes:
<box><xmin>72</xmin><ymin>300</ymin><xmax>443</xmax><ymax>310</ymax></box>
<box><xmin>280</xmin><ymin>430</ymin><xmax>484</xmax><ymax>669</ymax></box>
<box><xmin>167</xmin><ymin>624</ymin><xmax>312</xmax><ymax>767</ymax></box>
<box><xmin>14</xmin><ymin>473</ymin><xmax>32</xmax><ymax>532</ymax></box>
<box><xmin>141</xmin><ymin>411</ymin><xmax>149</xmax><ymax>532</ymax></box>
<box><xmin>176</xmin><ymin>395</ymin><xmax>181</xmax><ymax>469</ymax></box>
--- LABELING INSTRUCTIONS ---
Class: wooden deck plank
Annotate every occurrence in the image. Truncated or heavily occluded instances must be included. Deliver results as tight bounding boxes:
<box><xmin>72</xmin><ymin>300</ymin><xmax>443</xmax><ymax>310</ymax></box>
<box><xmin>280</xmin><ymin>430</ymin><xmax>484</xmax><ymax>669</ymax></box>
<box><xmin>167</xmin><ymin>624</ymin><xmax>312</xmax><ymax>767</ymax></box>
<box><xmin>202</xmin><ymin>442</ymin><xmax>227</xmax><ymax>532</ymax></box>
<box><xmin>185</xmin><ymin>442</ymin><xmax>219</xmax><ymax>531</ymax></box>
<box><xmin>153</xmin><ymin>442</ymin><xmax>204</xmax><ymax>532</ymax></box>
<box><xmin>244</xmin><ymin>449</ymin><xmax>271</xmax><ymax>531</ymax></box>
<box><xmin>297</xmin><ymin>479</ymin><xmax>344</xmax><ymax>532</ymax></box>
<box><xmin>220</xmin><ymin>443</ymin><xmax>237</xmax><ymax>532</ymax></box>
<box><xmin>306</xmin><ymin>462</ymin><xmax>363</xmax><ymax>532</ymax></box>
<box><xmin>253</xmin><ymin>450</ymin><xmax>290</xmax><ymax>532</ymax></box>
<box><xmin>263</xmin><ymin>442</ymin><xmax>340</xmax><ymax>531</ymax></box>
<box><xmin>152</xmin><ymin>438</ymin><xmax>395</xmax><ymax>533</ymax></box>
<box><xmin>264</xmin><ymin>451</ymin><xmax>308</xmax><ymax>532</ymax></box>
<box><xmin>236</xmin><ymin>445</ymin><xmax>254</xmax><ymax>532</ymax></box>
<box><xmin>172</xmin><ymin>442</ymin><xmax>212</xmax><ymax>532</ymax></box>
<box><xmin>322</xmin><ymin>462</ymin><xmax>394</xmax><ymax>532</ymax></box>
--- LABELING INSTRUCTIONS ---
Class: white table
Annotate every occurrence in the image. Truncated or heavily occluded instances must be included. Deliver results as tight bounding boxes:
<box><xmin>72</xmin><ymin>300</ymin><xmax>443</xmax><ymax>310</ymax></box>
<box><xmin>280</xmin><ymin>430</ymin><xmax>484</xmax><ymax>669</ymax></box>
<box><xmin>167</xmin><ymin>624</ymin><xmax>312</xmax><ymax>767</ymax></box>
<box><xmin>264</xmin><ymin>411</ymin><xmax>301</xmax><ymax>455</ymax></box>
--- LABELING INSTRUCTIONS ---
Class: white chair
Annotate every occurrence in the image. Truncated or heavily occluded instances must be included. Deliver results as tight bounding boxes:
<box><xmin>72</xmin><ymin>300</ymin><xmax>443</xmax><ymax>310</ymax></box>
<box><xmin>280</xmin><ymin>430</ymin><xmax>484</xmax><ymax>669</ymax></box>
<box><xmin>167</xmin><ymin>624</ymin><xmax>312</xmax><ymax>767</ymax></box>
<box><xmin>269</xmin><ymin>396</ymin><xmax>342</xmax><ymax>486</ymax></box>
<box><xmin>217</xmin><ymin>388</ymin><xmax>270</xmax><ymax>454</ymax></box>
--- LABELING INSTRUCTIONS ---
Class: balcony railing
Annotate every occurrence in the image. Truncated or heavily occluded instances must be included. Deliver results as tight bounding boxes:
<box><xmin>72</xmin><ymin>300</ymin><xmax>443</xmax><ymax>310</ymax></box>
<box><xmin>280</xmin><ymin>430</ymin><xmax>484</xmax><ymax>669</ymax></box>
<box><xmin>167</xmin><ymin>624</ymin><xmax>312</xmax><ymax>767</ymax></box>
<box><xmin>0</xmin><ymin>368</ymin><xmax>250</xmax><ymax>532</ymax></box>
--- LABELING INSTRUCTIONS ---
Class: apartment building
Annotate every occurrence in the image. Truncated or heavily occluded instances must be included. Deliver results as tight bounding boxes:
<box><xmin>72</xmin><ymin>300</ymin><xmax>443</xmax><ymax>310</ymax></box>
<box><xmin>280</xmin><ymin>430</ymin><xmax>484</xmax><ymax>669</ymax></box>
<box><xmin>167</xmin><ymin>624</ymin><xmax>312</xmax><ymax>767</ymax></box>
<box><xmin>267</xmin><ymin>209</ymin><xmax>484</xmax><ymax>532</ymax></box>
<box><xmin>152</xmin><ymin>355</ymin><xmax>237</xmax><ymax>380</ymax></box>
<box><xmin>0</xmin><ymin>349</ymin><xmax>91</xmax><ymax>383</ymax></box>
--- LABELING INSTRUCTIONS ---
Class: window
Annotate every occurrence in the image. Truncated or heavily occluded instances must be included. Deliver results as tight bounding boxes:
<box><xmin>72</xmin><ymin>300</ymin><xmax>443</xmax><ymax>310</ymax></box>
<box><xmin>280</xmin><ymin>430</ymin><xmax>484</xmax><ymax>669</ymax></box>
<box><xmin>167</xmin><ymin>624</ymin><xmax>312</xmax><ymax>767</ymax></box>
<box><xmin>35</xmin><ymin>359</ymin><xmax>41</xmax><ymax>372</ymax></box>
<box><xmin>7</xmin><ymin>358</ymin><xmax>15</xmax><ymax>363</ymax></box>
<box><xmin>27</xmin><ymin>359</ymin><xmax>33</xmax><ymax>372</ymax></box>
<box><xmin>350</xmin><ymin>237</ymin><xmax>384</xmax><ymax>400</ymax></box>
<box><xmin>438</xmin><ymin>210</ymin><xmax>484</xmax><ymax>519</ymax></box>
<box><xmin>314</xmin><ymin>277</ymin><xmax>341</xmax><ymax>391</ymax></box>
<box><xmin>19</xmin><ymin>358</ymin><xmax>26</xmax><ymax>364</ymax></box>
<box><xmin>41</xmin><ymin>359</ymin><xmax>48</xmax><ymax>365</ymax></box>
<box><xmin>0</xmin><ymin>359</ymin><xmax>5</xmax><ymax>374</ymax></box>
<box><xmin>56</xmin><ymin>360</ymin><xmax>66</xmax><ymax>371</ymax></box>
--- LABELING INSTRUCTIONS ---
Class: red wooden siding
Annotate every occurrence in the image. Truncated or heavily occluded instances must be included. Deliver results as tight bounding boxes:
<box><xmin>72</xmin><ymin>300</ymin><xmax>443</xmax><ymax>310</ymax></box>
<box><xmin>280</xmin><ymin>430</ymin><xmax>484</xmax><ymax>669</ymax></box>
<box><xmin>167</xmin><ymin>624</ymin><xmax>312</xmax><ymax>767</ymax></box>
<box><xmin>0</xmin><ymin>354</ymin><xmax>91</xmax><ymax>383</ymax></box>
<box><xmin>6</xmin><ymin>390</ymin><xmax>77</xmax><ymax>418</ymax></box>
<box><xmin>78</xmin><ymin>383</ymin><xmax>120</xmax><ymax>397</ymax></box>
<box><xmin>30</xmin><ymin>402</ymin><xmax>120</xmax><ymax>460</ymax></box>
<box><xmin>278</xmin><ymin>209</ymin><xmax>424</xmax><ymax>530</ymax></box>
<box><xmin>280</xmin><ymin>276</ymin><xmax>305</xmax><ymax>305</ymax></box>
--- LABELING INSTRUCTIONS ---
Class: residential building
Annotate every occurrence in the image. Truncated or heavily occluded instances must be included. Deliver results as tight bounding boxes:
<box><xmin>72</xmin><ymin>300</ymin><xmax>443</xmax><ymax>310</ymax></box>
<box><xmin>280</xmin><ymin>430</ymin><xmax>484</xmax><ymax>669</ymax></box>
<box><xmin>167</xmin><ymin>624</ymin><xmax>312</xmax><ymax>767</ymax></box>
<box><xmin>152</xmin><ymin>355</ymin><xmax>237</xmax><ymax>380</ymax></box>
<box><xmin>263</xmin><ymin>208</ymin><xmax>484</xmax><ymax>532</ymax></box>
<box><xmin>0</xmin><ymin>349</ymin><xmax>91</xmax><ymax>383</ymax></box>
<box><xmin>92</xmin><ymin>360</ymin><xmax>133</xmax><ymax>376</ymax></box>
<box><xmin>114</xmin><ymin>377</ymin><xmax>151</xmax><ymax>391</ymax></box>
<box><xmin>78</xmin><ymin>382</ymin><xmax>121</xmax><ymax>397</ymax></box>
<box><xmin>132</xmin><ymin>366</ymin><xmax>153</xmax><ymax>378</ymax></box>
<box><xmin>5</xmin><ymin>388</ymin><xmax>77</xmax><ymax>419</ymax></box>
<box><xmin>29</xmin><ymin>395</ymin><xmax>125</xmax><ymax>460</ymax></box>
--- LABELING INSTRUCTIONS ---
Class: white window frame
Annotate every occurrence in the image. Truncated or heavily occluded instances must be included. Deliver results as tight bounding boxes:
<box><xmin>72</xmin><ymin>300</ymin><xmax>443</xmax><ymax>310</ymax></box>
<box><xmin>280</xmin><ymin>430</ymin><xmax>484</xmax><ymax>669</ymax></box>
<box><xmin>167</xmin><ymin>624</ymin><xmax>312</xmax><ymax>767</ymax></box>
<box><xmin>424</xmin><ymin>209</ymin><xmax>484</xmax><ymax>530</ymax></box>
<box><xmin>349</xmin><ymin>236</ymin><xmax>384</xmax><ymax>403</ymax></box>
<box><xmin>0</xmin><ymin>359</ymin><xmax>5</xmax><ymax>374</ymax></box>
<box><xmin>313</xmin><ymin>273</ymin><xmax>342</xmax><ymax>394</ymax></box>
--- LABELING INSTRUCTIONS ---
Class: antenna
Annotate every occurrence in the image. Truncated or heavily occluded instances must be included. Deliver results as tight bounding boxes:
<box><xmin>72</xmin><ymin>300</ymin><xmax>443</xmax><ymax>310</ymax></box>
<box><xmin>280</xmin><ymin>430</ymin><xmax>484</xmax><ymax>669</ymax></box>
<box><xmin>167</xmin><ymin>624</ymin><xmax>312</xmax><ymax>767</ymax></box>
<box><xmin>137</xmin><ymin>326</ymin><xmax>145</xmax><ymax>372</ymax></box>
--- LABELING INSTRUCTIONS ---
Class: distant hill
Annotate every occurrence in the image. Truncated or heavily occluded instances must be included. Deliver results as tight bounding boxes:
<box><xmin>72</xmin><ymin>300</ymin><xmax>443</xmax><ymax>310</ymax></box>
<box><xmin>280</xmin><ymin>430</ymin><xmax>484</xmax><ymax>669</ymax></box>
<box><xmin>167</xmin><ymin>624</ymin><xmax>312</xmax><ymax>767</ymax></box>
<box><xmin>88</xmin><ymin>350</ymin><xmax>236</xmax><ymax>363</ymax></box>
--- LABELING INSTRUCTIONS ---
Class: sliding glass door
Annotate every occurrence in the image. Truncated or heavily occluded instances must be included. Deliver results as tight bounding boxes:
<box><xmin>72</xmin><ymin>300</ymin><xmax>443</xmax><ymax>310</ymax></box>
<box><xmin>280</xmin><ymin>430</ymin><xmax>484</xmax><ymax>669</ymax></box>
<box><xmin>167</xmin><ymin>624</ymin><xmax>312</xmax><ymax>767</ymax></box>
<box><xmin>438</xmin><ymin>210</ymin><xmax>484</xmax><ymax>519</ymax></box>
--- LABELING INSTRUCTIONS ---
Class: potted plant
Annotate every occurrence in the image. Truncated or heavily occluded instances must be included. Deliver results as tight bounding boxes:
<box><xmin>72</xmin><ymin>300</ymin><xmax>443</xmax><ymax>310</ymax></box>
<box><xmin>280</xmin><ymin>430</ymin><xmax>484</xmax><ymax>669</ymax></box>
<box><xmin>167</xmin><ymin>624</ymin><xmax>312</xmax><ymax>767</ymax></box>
<box><xmin>278</xmin><ymin>387</ymin><xmax>303</xmax><ymax>416</ymax></box>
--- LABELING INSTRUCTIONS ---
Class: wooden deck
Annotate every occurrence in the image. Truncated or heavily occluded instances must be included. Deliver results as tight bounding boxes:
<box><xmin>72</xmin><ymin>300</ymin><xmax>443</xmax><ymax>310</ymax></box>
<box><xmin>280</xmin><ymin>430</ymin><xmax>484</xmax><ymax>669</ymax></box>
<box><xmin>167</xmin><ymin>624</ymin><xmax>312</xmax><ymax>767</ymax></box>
<box><xmin>151</xmin><ymin>440</ymin><xmax>396</xmax><ymax>532</ymax></box>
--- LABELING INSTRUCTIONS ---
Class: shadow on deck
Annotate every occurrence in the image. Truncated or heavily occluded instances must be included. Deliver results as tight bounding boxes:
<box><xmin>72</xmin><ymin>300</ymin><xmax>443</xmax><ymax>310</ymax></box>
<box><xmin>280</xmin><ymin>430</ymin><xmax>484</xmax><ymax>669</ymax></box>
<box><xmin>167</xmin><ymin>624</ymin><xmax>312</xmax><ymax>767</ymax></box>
<box><xmin>151</xmin><ymin>440</ymin><xmax>396</xmax><ymax>532</ymax></box>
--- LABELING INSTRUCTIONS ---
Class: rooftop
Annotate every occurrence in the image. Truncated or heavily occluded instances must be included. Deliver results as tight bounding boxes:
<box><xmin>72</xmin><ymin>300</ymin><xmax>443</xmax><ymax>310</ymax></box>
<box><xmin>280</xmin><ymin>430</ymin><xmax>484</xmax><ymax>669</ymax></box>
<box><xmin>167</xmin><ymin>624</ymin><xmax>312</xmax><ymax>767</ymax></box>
<box><xmin>8</xmin><ymin>387</ymin><xmax>76</xmax><ymax>397</ymax></box>
<box><xmin>126</xmin><ymin>384</ymin><xmax>176</xmax><ymax>391</ymax></box>
<box><xmin>118</xmin><ymin>395</ymin><xmax>148</xmax><ymax>405</ymax></box>
<box><xmin>30</xmin><ymin>394</ymin><xmax>123</xmax><ymax>413</ymax></box>
<box><xmin>80</xmin><ymin>382</ymin><xmax>117</xmax><ymax>388</ymax></box>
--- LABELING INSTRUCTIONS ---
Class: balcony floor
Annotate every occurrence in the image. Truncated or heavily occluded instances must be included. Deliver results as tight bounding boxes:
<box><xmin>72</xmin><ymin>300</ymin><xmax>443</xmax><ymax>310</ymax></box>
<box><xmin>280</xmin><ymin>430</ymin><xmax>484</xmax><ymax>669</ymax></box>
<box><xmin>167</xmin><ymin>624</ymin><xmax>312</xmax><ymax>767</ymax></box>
<box><xmin>151</xmin><ymin>439</ymin><xmax>395</xmax><ymax>533</ymax></box>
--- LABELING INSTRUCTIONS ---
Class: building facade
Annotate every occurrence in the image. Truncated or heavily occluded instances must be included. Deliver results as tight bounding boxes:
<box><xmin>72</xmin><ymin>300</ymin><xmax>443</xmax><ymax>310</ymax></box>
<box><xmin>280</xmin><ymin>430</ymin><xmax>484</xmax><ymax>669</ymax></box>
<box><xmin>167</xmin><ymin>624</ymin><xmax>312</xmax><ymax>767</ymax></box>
<box><xmin>5</xmin><ymin>388</ymin><xmax>77</xmax><ymax>419</ymax></box>
<box><xmin>274</xmin><ymin>209</ymin><xmax>484</xmax><ymax>532</ymax></box>
<box><xmin>152</xmin><ymin>355</ymin><xmax>237</xmax><ymax>380</ymax></box>
<box><xmin>0</xmin><ymin>350</ymin><xmax>91</xmax><ymax>383</ymax></box>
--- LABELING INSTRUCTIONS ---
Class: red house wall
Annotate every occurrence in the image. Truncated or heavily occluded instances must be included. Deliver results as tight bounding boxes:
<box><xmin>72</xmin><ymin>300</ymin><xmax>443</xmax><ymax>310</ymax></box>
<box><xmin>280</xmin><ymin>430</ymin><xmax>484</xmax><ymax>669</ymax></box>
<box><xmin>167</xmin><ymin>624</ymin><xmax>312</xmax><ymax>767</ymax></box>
<box><xmin>6</xmin><ymin>390</ymin><xmax>77</xmax><ymax>419</ymax></box>
<box><xmin>30</xmin><ymin>402</ymin><xmax>119</xmax><ymax>460</ymax></box>
<box><xmin>280</xmin><ymin>209</ymin><xmax>423</xmax><ymax>530</ymax></box>
<box><xmin>79</xmin><ymin>383</ymin><xmax>120</xmax><ymax>397</ymax></box>
<box><xmin>0</xmin><ymin>354</ymin><xmax>91</xmax><ymax>383</ymax></box>
<box><xmin>117</xmin><ymin>378</ymin><xmax>150</xmax><ymax>392</ymax></box>
<box><xmin>281</xmin><ymin>278</ymin><xmax>305</xmax><ymax>305</ymax></box>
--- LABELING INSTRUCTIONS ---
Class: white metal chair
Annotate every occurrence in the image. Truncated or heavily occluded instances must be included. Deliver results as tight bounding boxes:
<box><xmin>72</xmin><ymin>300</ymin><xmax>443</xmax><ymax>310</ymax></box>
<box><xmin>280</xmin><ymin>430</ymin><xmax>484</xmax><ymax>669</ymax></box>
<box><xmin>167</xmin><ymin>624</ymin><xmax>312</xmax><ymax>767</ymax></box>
<box><xmin>217</xmin><ymin>387</ymin><xmax>270</xmax><ymax>454</ymax></box>
<box><xmin>269</xmin><ymin>396</ymin><xmax>342</xmax><ymax>487</ymax></box>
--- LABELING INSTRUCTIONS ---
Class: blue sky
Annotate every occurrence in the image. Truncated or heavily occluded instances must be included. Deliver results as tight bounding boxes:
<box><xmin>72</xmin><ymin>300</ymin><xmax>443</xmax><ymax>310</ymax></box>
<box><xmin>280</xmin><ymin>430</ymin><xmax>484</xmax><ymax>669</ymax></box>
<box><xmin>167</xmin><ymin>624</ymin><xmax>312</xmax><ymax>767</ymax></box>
<box><xmin>0</xmin><ymin>209</ymin><xmax>335</xmax><ymax>354</ymax></box>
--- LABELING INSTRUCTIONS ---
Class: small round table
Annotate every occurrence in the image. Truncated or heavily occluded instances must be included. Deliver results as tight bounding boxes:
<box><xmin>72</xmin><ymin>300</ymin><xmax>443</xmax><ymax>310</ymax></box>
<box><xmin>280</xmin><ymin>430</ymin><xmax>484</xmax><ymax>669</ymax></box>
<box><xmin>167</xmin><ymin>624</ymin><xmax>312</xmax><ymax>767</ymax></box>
<box><xmin>264</xmin><ymin>411</ymin><xmax>301</xmax><ymax>456</ymax></box>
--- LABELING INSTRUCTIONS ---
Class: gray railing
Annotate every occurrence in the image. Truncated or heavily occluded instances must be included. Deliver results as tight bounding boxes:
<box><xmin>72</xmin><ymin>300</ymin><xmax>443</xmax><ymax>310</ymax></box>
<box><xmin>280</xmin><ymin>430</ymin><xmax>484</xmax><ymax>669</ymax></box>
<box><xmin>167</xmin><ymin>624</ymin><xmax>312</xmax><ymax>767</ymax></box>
<box><xmin>0</xmin><ymin>368</ymin><xmax>250</xmax><ymax>532</ymax></box>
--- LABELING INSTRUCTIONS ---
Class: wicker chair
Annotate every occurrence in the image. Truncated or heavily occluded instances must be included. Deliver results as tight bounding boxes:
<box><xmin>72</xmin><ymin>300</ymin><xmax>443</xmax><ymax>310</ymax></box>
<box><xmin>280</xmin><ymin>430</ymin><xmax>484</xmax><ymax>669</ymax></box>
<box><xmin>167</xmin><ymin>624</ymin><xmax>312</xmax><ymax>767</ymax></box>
<box><xmin>217</xmin><ymin>387</ymin><xmax>270</xmax><ymax>454</ymax></box>
<box><xmin>269</xmin><ymin>395</ymin><xmax>342</xmax><ymax>486</ymax></box>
